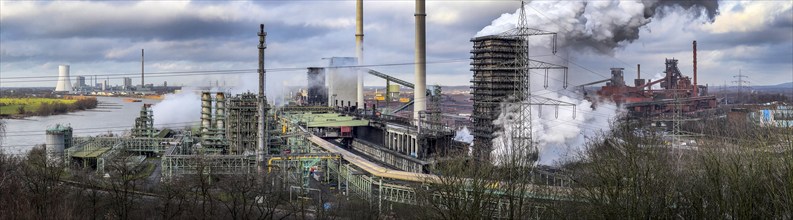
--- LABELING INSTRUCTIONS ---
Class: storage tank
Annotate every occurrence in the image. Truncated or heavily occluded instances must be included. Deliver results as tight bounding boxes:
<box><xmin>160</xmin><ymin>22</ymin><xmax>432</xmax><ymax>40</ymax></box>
<box><xmin>46</xmin><ymin>124</ymin><xmax>73</xmax><ymax>163</ymax></box>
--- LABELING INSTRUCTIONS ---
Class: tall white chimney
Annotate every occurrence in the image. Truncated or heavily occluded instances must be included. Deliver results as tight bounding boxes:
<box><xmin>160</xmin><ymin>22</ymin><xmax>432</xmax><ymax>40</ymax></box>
<box><xmin>356</xmin><ymin>0</ymin><xmax>365</xmax><ymax>109</ymax></box>
<box><xmin>413</xmin><ymin>0</ymin><xmax>427</xmax><ymax>120</ymax></box>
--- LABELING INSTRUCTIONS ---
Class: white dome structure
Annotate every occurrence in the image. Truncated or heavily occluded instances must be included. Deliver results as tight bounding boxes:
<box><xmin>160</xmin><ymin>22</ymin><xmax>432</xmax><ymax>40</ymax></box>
<box><xmin>55</xmin><ymin>65</ymin><xmax>73</xmax><ymax>92</ymax></box>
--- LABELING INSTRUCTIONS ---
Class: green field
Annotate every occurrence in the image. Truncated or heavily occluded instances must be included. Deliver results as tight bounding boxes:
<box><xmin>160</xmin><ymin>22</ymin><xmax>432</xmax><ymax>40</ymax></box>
<box><xmin>0</xmin><ymin>98</ymin><xmax>78</xmax><ymax>116</ymax></box>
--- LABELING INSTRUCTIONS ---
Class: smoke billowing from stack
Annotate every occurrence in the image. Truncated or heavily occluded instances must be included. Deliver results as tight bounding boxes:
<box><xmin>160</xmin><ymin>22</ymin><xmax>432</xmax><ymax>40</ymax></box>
<box><xmin>326</xmin><ymin>57</ymin><xmax>358</xmax><ymax>107</ymax></box>
<box><xmin>475</xmin><ymin>0</ymin><xmax>721</xmax><ymax>165</ymax></box>
<box><xmin>476</xmin><ymin>0</ymin><xmax>719</xmax><ymax>54</ymax></box>
<box><xmin>307</xmin><ymin>67</ymin><xmax>327</xmax><ymax>106</ymax></box>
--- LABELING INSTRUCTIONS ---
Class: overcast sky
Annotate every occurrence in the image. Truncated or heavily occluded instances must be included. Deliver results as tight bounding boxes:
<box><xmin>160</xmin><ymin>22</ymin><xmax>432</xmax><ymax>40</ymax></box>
<box><xmin>1</xmin><ymin>0</ymin><xmax>791</xmax><ymax>91</ymax></box>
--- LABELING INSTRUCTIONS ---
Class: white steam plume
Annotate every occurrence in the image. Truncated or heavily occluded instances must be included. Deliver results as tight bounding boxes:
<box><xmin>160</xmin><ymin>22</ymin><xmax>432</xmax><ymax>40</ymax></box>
<box><xmin>152</xmin><ymin>87</ymin><xmax>201</xmax><ymax>128</ymax></box>
<box><xmin>454</xmin><ymin>126</ymin><xmax>474</xmax><ymax>144</ymax></box>
<box><xmin>476</xmin><ymin>0</ymin><xmax>719</xmax><ymax>55</ymax></box>
<box><xmin>327</xmin><ymin>57</ymin><xmax>358</xmax><ymax>107</ymax></box>
<box><xmin>491</xmin><ymin>90</ymin><xmax>622</xmax><ymax>166</ymax></box>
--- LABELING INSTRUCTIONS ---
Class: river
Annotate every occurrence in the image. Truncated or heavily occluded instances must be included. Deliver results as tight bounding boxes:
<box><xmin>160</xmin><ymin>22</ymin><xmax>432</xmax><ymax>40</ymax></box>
<box><xmin>0</xmin><ymin>96</ymin><xmax>160</xmax><ymax>155</ymax></box>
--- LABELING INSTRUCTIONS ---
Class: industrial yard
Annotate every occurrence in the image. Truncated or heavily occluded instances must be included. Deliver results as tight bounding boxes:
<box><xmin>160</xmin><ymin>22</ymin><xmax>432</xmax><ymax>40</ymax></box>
<box><xmin>1</xmin><ymin>0</ymin><xmax>791</xmax><ymax>219</ymax></box>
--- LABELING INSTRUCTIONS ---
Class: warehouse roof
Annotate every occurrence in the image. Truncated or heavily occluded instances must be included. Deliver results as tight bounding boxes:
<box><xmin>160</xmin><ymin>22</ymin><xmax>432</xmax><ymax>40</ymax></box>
<box><xmin>295</xmin><ymin>113</ymin><xmax>369</xmax><ymax>127</ymax></box>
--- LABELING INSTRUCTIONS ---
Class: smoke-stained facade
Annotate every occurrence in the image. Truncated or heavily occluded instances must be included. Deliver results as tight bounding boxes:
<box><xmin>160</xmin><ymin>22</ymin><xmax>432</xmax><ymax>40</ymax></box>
<box><xmin>307</xmin><ymin>67</ymin><xmax>327</xmax><ymax>106</ymax></box>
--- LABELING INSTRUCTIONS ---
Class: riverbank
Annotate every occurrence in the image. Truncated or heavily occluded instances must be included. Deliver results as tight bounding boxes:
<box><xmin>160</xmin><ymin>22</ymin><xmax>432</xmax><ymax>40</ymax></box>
<box><xmin>0</xmin><ymin>96</ymin><xmax>98</xmax><ymax>119</ymax></box>
<box><xmin>0</xmin><ymin>96</ymin><xmax>161</xmax><ymax>154</ymax></box>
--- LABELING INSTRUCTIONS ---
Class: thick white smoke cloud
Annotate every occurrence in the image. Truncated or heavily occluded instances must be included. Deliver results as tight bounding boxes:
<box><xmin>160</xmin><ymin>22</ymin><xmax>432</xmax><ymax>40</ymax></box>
<box><xmin>152</xmin><ymin>87</ymin><xmax>202</xmax><ymax>128</ymax></box>
<box><xmin>491</xmin><ymin>90</ymin><xmax>621</xmax><ymax>166</ymax></box>
<box><xmin>151</xmin><ymin>68</ymin><xmax>306</xmax><ymax>129</ymax></box>
<box><xmin>454</xmin><ymin>126</ymin><xmax>474</xmax><ymax>144</ymax></box>
<box><xmin>481</xmin><ymin>0</ymin><xmax>719</xmax><ymax>166</ymax></box>
<box><xmin>476</xmin><ymin>0</ymin><xmax>719</xmax><ymax>55</ymax></box>
<box><xmin>327</xmin><ymin>57</ymin><xmax>358</xmax><ymax>107</ymax></box>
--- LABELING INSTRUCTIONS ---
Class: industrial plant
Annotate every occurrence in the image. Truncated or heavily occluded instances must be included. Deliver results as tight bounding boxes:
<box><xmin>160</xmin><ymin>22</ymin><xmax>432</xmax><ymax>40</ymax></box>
<box><xmin>8</xmin><ymin>0</ymin><xmax>790</xmax><ymax>219</ymax></box>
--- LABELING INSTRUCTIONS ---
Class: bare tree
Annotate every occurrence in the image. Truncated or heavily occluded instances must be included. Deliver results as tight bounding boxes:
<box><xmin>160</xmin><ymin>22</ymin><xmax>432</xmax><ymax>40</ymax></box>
<box><xmin>104</xmin><ymin>154</ymin><xmax>144</xmax><ymax>220</ymax></box>
<box><xmin>18</xmin><ymin>146</ymin><xmax>70</xmax><ymax>219</ymax></box>
<box><xmin>412</xmin><ymin>153</ymin><xmax>501</xmax><ymax>219</ymax></box>
<box><xmin>71</xmin><ymin>168</ymin><xmax>107</xmax><ymax>220</ymax></box>
<box><xmin>216</xmin><ymin>173</ymin><xmax>261</xmax><ymax>220</ymax></box>
<box><xmin>156</xmin><ymin>176</ymin><xmax>191</xmax><ymax>219</ymax></box>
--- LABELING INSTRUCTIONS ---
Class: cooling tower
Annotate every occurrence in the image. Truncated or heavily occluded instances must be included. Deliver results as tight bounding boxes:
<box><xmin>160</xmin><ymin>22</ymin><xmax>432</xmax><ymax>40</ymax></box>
<box><xmin>55</xmin><ymin>65</ymin><xmax>73</xmax><ymax>92</ymax></box>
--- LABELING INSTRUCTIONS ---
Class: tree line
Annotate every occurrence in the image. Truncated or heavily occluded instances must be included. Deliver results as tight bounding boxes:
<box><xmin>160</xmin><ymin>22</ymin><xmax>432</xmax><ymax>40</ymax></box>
<box><xmin>0</xmin><ymin>114</ymin><xmax>790</xmax><ymax>219</ymax></box>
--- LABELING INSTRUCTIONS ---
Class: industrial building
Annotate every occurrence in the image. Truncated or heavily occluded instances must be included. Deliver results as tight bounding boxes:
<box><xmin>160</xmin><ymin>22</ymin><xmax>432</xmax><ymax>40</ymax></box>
<box><xmin>583</xmin><ymin>41</ymin><xmax>718</xmax><ymax>119</ymax></box>
<box><xmin>38</xmin><ymin>1</ymin><xmax>791</xmax><ymax>218</ymax></box>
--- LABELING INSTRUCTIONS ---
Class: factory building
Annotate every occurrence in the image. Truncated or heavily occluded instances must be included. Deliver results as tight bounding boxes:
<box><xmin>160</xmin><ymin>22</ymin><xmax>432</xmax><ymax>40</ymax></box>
<box><xmin>123</xmin><ymin>77</ymin><xmax>133</xmax><ymax>90</ymax></box>
<box><xmin>469</xmin><ymin>35</ymin><xmax>524</xmax><ymax>156</ymax></box>
<box><xmin>76</xmin><ymin>76</ymin><xmax>86</xmax><ymax>89</ymax></box>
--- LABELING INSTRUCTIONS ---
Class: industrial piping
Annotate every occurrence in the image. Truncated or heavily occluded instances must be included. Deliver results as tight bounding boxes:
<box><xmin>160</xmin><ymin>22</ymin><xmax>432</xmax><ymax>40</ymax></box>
<box><xmin>356</xmin><ymin>0</ymin><xmax>365</xmax><ymax>110</ymax></box>
<box><xmin>413</xmin><ymin>0</ymin><xmax>427</xmax><ymax>121</ymax></box>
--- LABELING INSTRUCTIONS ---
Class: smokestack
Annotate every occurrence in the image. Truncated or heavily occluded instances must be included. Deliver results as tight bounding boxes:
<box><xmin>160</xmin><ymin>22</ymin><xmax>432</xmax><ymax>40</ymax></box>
<box><xmin>356</xmin><ymin>0</ymin><xmax>365</xmax><ymax>111</ymax></box>
<box><xmin>413</xmin><ymin>0</ymin><xmax>427</xmax><ymax>121</ymax></box>
<box><xmin>693</xmin><ymin>40</ymin><xmax>698</xmax><ymax>97</ymax></box>
<box><xmin>257</xmin><ymin>24</ymin><xmax>268</xmax><ymax>160</ymax></box>
<box><xmin>141</xmin><ymin>49</ymin><xmax>144</xmax><ymax>88</ymax></box>
<box><xmin>637</xmin><ymin>64</ymin><xmax>641</xmax><ymax>79</ymax></box>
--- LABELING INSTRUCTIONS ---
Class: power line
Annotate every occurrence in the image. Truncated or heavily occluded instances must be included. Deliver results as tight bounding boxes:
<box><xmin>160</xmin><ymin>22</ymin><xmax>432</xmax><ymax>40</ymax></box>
<box><xmin>0</xmin><ymin>59</ymin><xmax>470</xmax><ymax>84</ymax></box>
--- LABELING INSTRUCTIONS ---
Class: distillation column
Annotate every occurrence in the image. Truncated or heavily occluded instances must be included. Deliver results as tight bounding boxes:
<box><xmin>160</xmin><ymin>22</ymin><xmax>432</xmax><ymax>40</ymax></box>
<box><xmin>216</xmin><ymin>92</ymin><xmax>226</xmax><ymax>140</ymax></box>
<box><xmin>201</xmin><ymin>92</ymin><xmax>212</xmax><ymax>140</ymax></box>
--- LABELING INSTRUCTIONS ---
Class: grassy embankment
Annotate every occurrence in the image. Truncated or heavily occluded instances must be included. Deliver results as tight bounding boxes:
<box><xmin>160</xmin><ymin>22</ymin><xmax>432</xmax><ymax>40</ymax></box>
<box><xmin>0</xmin><ymin>96</ymin><xmax>98</xmax><ymax>117</ymax></box>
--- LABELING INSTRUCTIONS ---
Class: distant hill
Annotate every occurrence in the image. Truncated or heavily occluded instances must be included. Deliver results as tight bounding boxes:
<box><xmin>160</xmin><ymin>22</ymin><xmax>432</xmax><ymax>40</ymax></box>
<box><xmin>775</xmin><ymin>82</ymin><xmax>793</xmax><ymax>87</ymax></box>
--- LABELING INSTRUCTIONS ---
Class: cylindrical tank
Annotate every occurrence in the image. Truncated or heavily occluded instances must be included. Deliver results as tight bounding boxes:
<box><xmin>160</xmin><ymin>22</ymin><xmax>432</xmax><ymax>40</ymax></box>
<box><xmin>45</xmin><ymin>124</ymin><xmax>72</xmax><ymax>163</ymax></box>
<box><xmin>46</xmin><ymin>133</ymin><xmax>65</xmax><ymax>161</ymax></box>
<box><xmin>216</xmin><ymin>92</ymin><xmax>225</xmax><ymax>136</ymax></box>
<box><xmin>201</xmin><ymin>92</ymin><xmax>211</xmax><ymax>133</ymax></box>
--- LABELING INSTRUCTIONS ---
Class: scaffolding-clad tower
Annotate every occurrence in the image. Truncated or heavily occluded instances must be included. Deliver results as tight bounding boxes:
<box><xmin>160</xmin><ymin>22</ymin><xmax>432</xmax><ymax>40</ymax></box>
<box><xmin>470</xmin><ymin>36</ymin><xmax>524</xmax><ymax>158</ymax></box>
<box><xmin>470</xmin><ymin>1</ymin><xmax>573</xmax><ymax>162</ymax></box>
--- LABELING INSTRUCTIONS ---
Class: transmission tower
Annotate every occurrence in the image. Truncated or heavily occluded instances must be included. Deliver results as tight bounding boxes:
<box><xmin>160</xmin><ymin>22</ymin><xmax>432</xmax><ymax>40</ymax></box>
<box><xmin>733</xmin><ymin>69</ymin><xmax>750</xmax><ymax>103</ymax></box>
<box><xmin>497</xmin><ymin>1</ymin><xmax>575</xmax><ymax>166</ymax></box>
